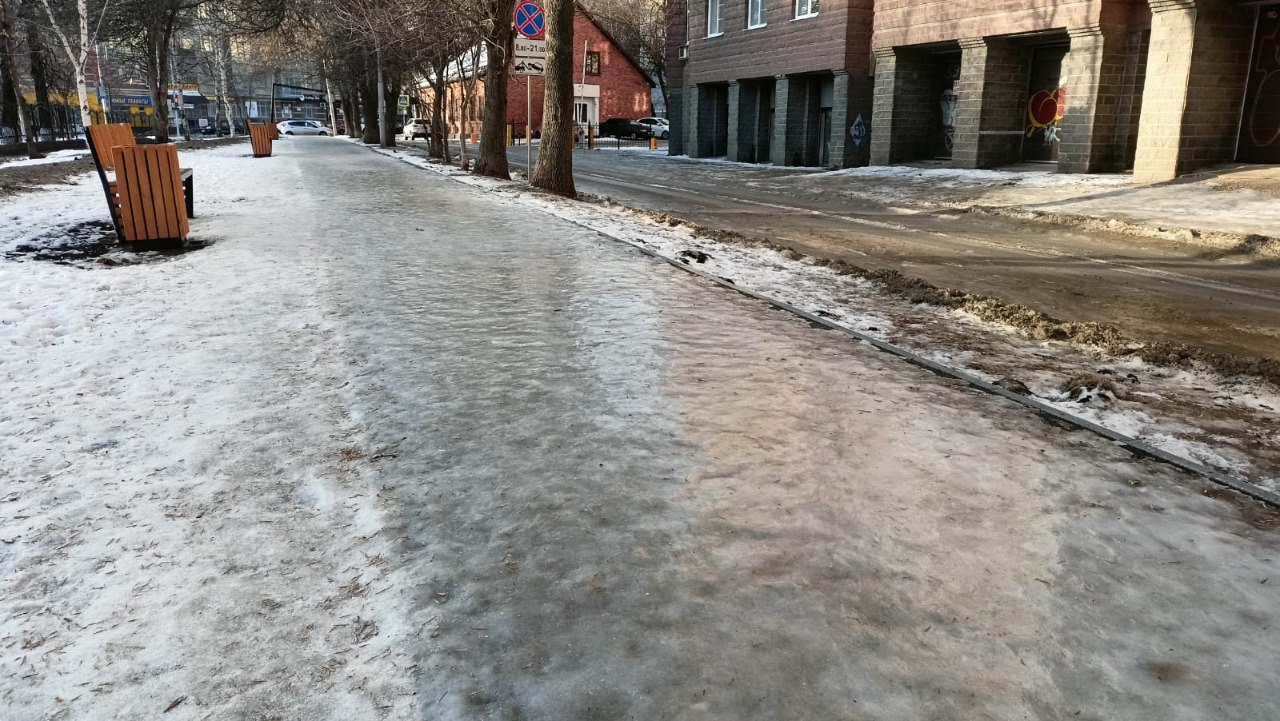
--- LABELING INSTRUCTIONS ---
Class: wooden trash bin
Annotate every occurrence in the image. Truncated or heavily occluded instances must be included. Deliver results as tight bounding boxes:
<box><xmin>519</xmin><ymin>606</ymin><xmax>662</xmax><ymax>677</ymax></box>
<box><xmin>249</xmin><ymin>124</ymin><xmax>274</xmax><ymax>157</ymax></box>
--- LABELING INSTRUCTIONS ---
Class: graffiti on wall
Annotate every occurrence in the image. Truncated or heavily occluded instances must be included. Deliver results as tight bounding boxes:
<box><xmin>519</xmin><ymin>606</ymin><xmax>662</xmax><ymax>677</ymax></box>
<box><xmin>1026</xmin><ymin>82</ymin><xmax>1067</xmax><ymax>146</ymax></box>
<box><xmin>940</xmin><ymin>87</ymin><xmax>958</xmax><ymax>151</ymax></box>
<box><xmin>849</xmin><ymin>114</ymin><xmax>867</xmax><ymax>149</ymax></box>
<box><xmin>1246</xmin><ymin>8</ymin><xmax>1280</xmax><ymax>150</ymax></box>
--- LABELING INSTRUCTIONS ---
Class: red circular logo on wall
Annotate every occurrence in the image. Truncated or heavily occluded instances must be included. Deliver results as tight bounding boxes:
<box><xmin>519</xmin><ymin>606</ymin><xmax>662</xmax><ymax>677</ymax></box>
<box><xmin>1028</xmin><ymin>87</ymin><xmax>1067</xmax><ymax>127</ymax></box>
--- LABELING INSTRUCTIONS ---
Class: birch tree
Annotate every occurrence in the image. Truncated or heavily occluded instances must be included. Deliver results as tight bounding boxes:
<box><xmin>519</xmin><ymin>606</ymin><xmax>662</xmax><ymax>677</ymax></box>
<box><xmin>37</xmin><ymin>0</ymin><xmax>110</xmax><ymax>132</ymax></box>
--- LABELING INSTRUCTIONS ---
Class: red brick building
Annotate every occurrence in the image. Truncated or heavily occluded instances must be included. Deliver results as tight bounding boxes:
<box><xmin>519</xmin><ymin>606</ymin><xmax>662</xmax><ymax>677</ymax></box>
<box><xmin>420</xmin><ymin>5</ymin><xmax>654</xmax><ymax>137</ymax></box>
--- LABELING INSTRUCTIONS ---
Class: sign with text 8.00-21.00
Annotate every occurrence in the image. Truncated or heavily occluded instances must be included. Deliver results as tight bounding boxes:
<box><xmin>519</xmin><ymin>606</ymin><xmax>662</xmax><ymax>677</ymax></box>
<box><xmin>513</xmin><ymin>36</ymin><xmax>547</xmax><ymax>76</ymax></box>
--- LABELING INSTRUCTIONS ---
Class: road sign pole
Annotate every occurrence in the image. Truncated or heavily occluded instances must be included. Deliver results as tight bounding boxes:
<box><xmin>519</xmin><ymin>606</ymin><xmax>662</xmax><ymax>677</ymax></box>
<box><xmin>526</xmin><ymin>75</ymin><xmax>532</xmax><ymax>182</ymax></box>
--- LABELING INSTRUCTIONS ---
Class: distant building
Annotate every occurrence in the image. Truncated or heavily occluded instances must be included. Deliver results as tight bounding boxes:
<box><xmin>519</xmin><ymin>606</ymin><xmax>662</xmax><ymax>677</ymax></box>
<box><xmin>418</xmin><ymin>4</ymin><xmax>655</xmax><ymax>137</ymax></box>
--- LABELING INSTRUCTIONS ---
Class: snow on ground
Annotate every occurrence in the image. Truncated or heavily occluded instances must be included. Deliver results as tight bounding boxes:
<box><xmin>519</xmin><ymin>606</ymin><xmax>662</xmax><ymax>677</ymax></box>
<box><xmin>1035</xmin><ymin>181</ymin><xmax>1280</xmax><ymax>239</ymax></box>
<box><xmin>0</xmin><ymin>143</ymin><xmax>417</xmax><ymax>719</ymax></box>
<box><xmin>0</xmin><ymin>148</ymin><xmax>91</xmax><ymax>170</ymax></box>
<box><xmin>364</xmin><ymin>141</ymin><xmax>1280</xmax><ymax>494</ymax></box>
<box><xmin>671</xmin><ymin>153</ymin><xmax>1280</xmax><ymax>242</ymax></box>
<box><xmin>4</xmin><ymin>137</ymin><xmax>1279</xmax><ymax>719</ymax></box>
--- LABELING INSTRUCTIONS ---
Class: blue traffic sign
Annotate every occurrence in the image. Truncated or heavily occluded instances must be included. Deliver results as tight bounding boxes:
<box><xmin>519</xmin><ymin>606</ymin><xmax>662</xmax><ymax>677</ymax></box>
<box><xmin>514</xmin><ymin>1</ymin><xmax>545</xmax><ymax>40</ymax></box>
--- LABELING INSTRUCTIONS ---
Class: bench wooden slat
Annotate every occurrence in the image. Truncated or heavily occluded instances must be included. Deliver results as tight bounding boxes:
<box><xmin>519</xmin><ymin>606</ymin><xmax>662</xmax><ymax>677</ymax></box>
<box><xmin>111</xmin><ymin>144</ymin><xmax>188</xmax><ymax>243</ymax></box>
<box><xmin>88</xmin><ymin>123</ymin><xmax>196</xmax><ymax>238</ymax></box>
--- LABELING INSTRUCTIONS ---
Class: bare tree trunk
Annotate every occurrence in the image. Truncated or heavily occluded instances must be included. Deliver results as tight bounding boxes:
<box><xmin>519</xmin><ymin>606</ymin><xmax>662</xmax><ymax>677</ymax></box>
<box><xmin>342</xmin><ymin>88</ymin><xmax>360</xmax><ymax>137</ymax></box>
<box><xmin>26</xmin><ymin>27</ymin><xmax>52</xmax><ymax>140</ymax></box>
<box><xmin>322</xmin><ymin>62</ymin><xmax>338</xmax><ymax>135</ymax></box>
<box><xmin>454</xmin><ymin>57</ymin><xmax>471</xmax><ymax>170</ymax></box>
<box><xmin>145</xmin><ymin>21</ymin><xmax>172</xmax><ymax>143</ymax></box>
<box><xmin>0</xmin><ymin>0</ymin><xmax>38</xmax><ymax>157</ymax></box>
<box><xmin>375</xmin><ymin>40</ymin><xmax>390</xmax><ymax>147</ymax></box>
<box><xmin>37</xmin><ymin>0</ymin><xmax>97</xmax><ymax>134</ymax></box>
<box><xmin>360</xmin><ymin>76</ymin><xmax>378</xmax><ymax>144</ymax></box>
<box><xmin>214</xmin><ymin>33</ymin><xmax>236</xmax><ymax>136</ymax></box>
<box><xmin>529</xmin><ymin>0</ymin><xmax>575</xmax><ymax>196</ymax></box>
<box><xmin>429</xmin><ymin>84</ymin><xmax>446</xmax><ymax>159</ymax></box>
<box><xmin>0</xmin><ymin>49</ymin><xmax>16</xmax><ymax>136</ymax></box>
<box><xmin>380</xmin><ymin>71</ymin><xmax>397</xmax><ymax>148</ymax></box>
<box><xmin>474</xmin><ymin>0</ymin><xmax>517</xmax><ymax>179</ymax></box>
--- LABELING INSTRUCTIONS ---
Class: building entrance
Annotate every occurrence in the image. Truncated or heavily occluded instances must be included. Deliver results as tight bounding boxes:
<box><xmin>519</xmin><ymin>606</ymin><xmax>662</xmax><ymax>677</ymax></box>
<box><xmin>930</xmin><ymin>53</ymin><xmax>961</xmax><ymax>159</ymax></box>
<box><xmin>1239</xmin><ymin>5</ymin><xmax>1280</xmax><ymax>163</ymax></box>
<box><xmin>1024</xmin><ymin>45</ymin><xmax>1068</xmax><ymax>162</ymax></box>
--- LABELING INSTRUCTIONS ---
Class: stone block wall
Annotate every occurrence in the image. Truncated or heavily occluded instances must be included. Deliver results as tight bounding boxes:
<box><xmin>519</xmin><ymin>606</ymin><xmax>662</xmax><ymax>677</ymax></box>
<box><xmin>870</xmin><ymin>48</ymin><xmax>943</xmax><ymax>164</ymax></box>
<box><xmin>953</xmin><ymin>37</ymin><xmax>1031</xmax><ymax>168</ymax></box>
<box><xmin>1134</xmin><ymin>0</ymin><xmax>1254</xmax><ymax>181</ymax></box>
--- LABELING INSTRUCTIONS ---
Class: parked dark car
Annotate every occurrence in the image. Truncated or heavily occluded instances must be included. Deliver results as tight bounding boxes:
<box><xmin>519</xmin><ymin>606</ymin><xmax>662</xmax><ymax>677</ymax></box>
<box><xmin>599</xmin><ymin>117</ymin><xmax>651</xmax><ymax>139</ymax></box>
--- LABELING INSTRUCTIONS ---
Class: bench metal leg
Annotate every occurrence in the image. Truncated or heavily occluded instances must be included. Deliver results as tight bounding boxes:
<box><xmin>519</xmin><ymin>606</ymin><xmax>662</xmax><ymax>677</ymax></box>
<box><xmin>184</xmin><ymin>176</ymin><xmax>194</xmax><ymax>218</ymax></box>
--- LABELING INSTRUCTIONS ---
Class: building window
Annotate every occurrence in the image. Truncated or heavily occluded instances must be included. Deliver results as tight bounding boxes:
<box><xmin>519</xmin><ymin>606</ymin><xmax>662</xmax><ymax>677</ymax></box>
<box><xmin>795</xmin><ymin>0</ymin><xmax>817</xmax><ymax>18</ymax></box>
<box><xmin>707</xmin><ymin>0</ymin><xmax>724</xmax><ymax>36</ymax></box>
<box><xmin>748</xmin><ymin>0</ymin><xmax>766</xmax><ymax>27</ymax></box>
<box><xmin>585</xmin><ymin>51</ymin><xmax>601</xmax><ymax>76</ymax></box>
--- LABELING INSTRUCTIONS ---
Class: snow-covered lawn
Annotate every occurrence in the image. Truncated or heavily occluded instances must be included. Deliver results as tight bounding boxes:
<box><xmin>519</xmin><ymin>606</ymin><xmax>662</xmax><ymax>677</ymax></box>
<box><xmin>0</xmin><ymin>148</ymin><xmax>91</xmax><ymax>170</ymax></box>
<box><xmin>1</xmin><ymin>144</ymin><xmax>416</xmax><ymax>719</ymax></box>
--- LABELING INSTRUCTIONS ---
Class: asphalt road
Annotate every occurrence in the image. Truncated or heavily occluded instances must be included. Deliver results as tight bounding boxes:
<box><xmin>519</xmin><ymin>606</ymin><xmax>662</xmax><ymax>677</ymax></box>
<box><xmin>489</xmin><ymin>144</ymin><xmax>1280</xmax><ymax>362</ymax></box>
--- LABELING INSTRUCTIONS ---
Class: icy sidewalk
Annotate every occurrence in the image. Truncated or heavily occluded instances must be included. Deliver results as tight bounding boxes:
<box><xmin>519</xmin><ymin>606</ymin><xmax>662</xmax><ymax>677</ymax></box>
<box><xmin>763</xmin><ymin>162</ymin><xmax>1280</xmax><ymax>251</ymax></box>
<box><xmin>366</xmin><ymin>141</ymin><xmax>1280</xmax><ymax>495</ymax></box>
<box><xmin>3</xmin><ymin>137</ymin><xmax>1280</xmax><ymax>719</ymax></box>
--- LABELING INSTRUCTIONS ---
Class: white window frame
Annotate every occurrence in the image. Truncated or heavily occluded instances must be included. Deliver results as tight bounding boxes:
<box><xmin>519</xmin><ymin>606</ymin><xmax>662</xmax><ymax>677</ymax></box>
<box><xmin>794</xmin><ymin>0</ymin><xmax>818</xmax><ymax>19</ymax></box>
<box><xmin>707</xmin><ymin>0</ymin><xmax>725</xmax><ymax>36</ymax></box>
<box><xmin>747</xmin><ymin>0</ymin><xmax>767</xmax><ymax>28</ymax></box>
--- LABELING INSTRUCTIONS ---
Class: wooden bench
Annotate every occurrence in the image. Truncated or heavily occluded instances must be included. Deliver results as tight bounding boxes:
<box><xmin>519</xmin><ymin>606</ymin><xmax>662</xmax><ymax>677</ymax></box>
<box><xmin>249</xmin><ymin>123</ymin><xmax>274</xmax><ymax>157</ymax></box>
<box><xmin>87</xmin><ymin>123</ymin><xmax>194</xmax><ymax>240</ymax></box>
<box><xmin>112</xmin><ymin>144</ymin><xmax>190</xmax><ymax>243</ymax></box>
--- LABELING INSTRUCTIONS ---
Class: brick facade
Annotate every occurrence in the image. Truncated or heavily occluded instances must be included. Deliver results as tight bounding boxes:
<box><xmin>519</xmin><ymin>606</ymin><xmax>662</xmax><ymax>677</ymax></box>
<box><xmin>678</xmin><ymin>0</ymin><xmax>1273</xmax><ymax>179</ymax></box>
<box><xmin>671</xmin><ymin>0</ymin><xmax>876</xmax><ymax>168</ymax></box>
<box><xmin>421</xmin><ymin>8</ymin><xmax>653</xmax><ymax>137</ymax></box>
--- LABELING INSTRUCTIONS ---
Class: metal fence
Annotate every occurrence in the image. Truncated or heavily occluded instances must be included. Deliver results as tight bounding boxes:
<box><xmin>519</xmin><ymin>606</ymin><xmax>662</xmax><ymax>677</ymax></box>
<box><xmin>502</xmin><ymin>122</ymin><xmax>669</xmax><ymax>152</ymax></box>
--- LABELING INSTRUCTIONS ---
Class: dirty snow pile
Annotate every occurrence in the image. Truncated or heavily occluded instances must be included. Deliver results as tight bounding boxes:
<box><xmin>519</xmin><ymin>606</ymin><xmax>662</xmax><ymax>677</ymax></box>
<box><xmin>0</xmin><ymin>145</ymin><xmax>417</xmax><ymax>720</ymax></box>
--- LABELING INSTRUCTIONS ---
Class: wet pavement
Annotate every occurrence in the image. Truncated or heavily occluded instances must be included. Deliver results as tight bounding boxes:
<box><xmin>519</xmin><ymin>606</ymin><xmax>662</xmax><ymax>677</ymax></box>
<box><xmin>280</xmin><ymin>140</ymin><xmax>1280</xmax><ymax>719</ymax></box>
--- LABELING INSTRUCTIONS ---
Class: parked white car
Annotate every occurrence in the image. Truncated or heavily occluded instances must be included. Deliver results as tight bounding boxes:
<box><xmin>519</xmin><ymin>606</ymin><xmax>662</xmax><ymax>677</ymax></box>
<box><xmin>635</xmin><ymin>117</ymin><xmax>670</xmax><ymax>139</ymax></box>
<box><xmin>276</xmin><ymin>119</ymin><xmax>332</xmax><ymax>136</ymax></box>
<box><xmin>403</xmin><ymin>118</ymin><xmax>431</xmax><ymax>140</ymax></box>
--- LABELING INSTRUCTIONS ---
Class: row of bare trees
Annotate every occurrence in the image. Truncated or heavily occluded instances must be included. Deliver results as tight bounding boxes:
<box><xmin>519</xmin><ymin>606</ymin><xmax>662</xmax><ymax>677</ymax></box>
<box><xmin>3</xmin><ymin>0</ymin><xmax>665</xmax><ymax>193</ymax></box>
<box><xmin>1</xmin><ymin>0</ymin><xmax>281</xmax><ymax>156</ymax></box>
<box><xmin>275</xmin><ymin>0</ymin><xmax>576</xmax><ymax>194</ymax></box>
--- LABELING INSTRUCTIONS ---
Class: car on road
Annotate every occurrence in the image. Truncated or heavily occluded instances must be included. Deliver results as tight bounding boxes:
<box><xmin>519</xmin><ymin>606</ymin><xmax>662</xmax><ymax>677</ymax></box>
<box><xmin>635</xmin><ymin>117</ymin><xmax>670</xmax><ymax>139</ymax></box>
<box><xmin>403</xmin><ymin>118</ymin><xmax>431</xmax><ymax>140</ymax></box>
<box><xmin>276</xmin><ymin>119</ymin><xmax>332</xmax><ymax>136</ymax></box>
<box><xmin>599</xmin><ymin>118</ymin><xmax>653</xmax><ymax>139</ymax></box>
